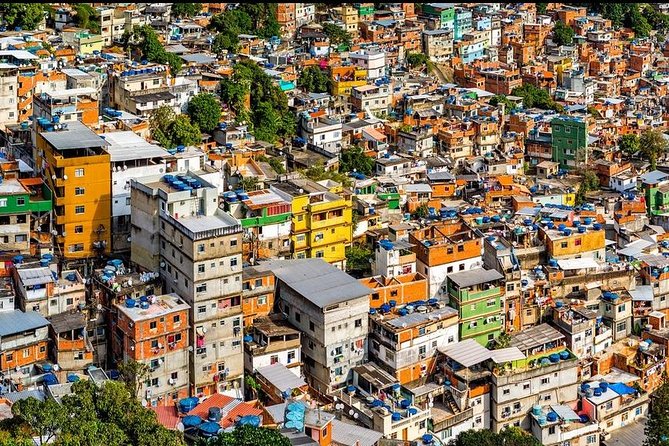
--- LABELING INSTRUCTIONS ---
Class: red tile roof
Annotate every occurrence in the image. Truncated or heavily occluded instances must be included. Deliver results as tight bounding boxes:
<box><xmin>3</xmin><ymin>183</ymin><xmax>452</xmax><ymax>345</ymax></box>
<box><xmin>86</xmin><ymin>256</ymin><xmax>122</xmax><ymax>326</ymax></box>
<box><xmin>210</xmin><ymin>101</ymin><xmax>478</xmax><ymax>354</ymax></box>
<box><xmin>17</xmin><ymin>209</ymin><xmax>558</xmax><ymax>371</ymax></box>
<box><xmin>188</xmin><ymin>394</ymin><xmax>264</xmax><ymax>429</ymax></box>
<box><xmin>151</xmin><ymin>405</ymin><xmax>180</xmax><ymax>430</ymax></box>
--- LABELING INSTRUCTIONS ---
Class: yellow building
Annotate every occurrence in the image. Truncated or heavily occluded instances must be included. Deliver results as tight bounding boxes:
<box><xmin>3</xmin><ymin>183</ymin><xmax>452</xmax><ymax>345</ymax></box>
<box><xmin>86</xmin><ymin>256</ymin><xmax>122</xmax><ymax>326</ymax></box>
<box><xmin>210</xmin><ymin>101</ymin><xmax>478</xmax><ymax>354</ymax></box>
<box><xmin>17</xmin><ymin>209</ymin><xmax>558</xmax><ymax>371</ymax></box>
<box><xmin>539</xmin><ymin>224</ymin><xmax>605</xmax><ymax>261</ymax></box>
<box><xmin>271</xmin><ymin>178</ymin><xmax>353</xmax><ymax>269</ymax></box>
<box><xmin>330</xmin><ymin>66</ymin><xmax>368</xmax><ymax>96</ymax></box>
<box><xmin>62</xmin><ymin>28</ymin><xmax>104</xmax><ymax>55</ymax></box>
<box><xmin>34</xmin><ymin>120</ymin><xmax>111</xmax><ymax>260</ymax></box>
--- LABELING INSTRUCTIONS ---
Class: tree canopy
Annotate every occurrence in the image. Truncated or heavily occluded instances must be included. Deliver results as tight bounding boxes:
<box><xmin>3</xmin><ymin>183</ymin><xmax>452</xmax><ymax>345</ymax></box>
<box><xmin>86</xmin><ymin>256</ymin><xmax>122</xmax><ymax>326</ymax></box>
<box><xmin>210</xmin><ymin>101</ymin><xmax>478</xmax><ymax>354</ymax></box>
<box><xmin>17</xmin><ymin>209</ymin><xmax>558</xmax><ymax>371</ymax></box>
<box><xmin>0</xmin><ymin>4</ymin><xmax>45</xmax><ymax>30</ymax></box>
<box><xmin>7</xmin><ymin>380</ymin><xmax>185</xmax><ymax>446</ymax></box>
<box><xmin>150</xmin><ymin>105</ymin><xmax>202</xmax><ymax>149</ymax></box>
<box><xmin>619</xmin><ymin>134</ymin><xmax>640</xmax><ymax>155</ymax></box>
<box><xmin>73</xmin><ymin>3</ymin><xmax>100</xmax><ymax>34</ymax></box>
<box><xmin>209</xmin><ymin>4</ymin><xmax>279</xmax><ymax>47</ymax></box>
<box><xmin>640</xmin><ymin>129</ymin><xmax>669</xmax><ymax>171</ymax></box>
<box><xmin>220</xmin><ymin>60</ymin><xmax>295</xmax><ymax>143</ymax></box>
<box><xmin>552</xmin><ymin>20</ymin><xmax>574</xmax><ymax>46</ymax></box>
<box><xmin>645</xmin><ymin>376</ymin><xmax>669</xmax><ymax>446</ymax></box>
<box><xmin>449</xmin><ymin>427</ymin><xmax>541</xmax><ymax>446</ymax></box>
<box><xmin>199</xmin><ymin>425</ymin><xmax>290</xmax><ymax>446</ymax></box>
<box><xmin>406</xmin><ymin>52</ymin><xmax>431</xmax><ymax>69</ymax></box>
<box><xmin>301</xmin><ymin>163</ymin><xmax>352</xmax><ymax>186</ymax></box>
<box><xmin>579</xmin><ymin>4</ymin><xmax>653</xmax><ymax>37</ymax></box>
<box><xmin>339</xmin><ymin>146</ymin><xmax>375</xmax><ymax>176</ymax></box>
<box><xmin>511</xmin><ymin>83</ymin><xmax>564</xmax><ymax>113</ymax></box>
<box><xmin>187</xmin><ymin>93</ymin><xmax>222</xmax><ymax>133</ymax></box>
<box><xmin>346</xmin><ymin>244</ymin><xmax>373</xmax><ymax>275</ymax></box>
<box><xmin>298</xmin><ymin>67</ymin><xmax>331</xmax><ymax>94</ymax></box>
<box><xmin>125</xmin><ymin>25</ymin><xmax>182</xmax><ymax>75</ymax></box>
<box><xmin>489</xmin><ymin>95</ymin><xmax>516</xmax><ymax>114</ymax></box>
<box><xmin>171</xmin><ymin>3</ymin><xmax>201</xmax><ymax>18</ymax></box>
<box><xmin>323</xmin><ymin>23</ymin><xmax>352</xmax><ymax>49</ymax></box>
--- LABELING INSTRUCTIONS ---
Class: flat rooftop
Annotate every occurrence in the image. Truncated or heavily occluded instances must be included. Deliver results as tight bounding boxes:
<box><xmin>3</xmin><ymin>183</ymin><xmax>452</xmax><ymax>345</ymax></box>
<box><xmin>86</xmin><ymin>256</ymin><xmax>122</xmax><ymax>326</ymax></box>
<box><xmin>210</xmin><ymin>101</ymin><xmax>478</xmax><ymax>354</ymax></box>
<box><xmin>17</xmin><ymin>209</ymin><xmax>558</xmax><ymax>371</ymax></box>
<box><xmin>39</xmin><ymin>120</ymin><xmax>108</xmax><ymax>151</ymax></box>
<box><xmin>115</xmin><ymin>293</ymin><xmax>190</xmax><ymax>322</ymax></box>
<box><xmin>102</xmin><ymin>131</ymin><xmax>170</xmax><ymax>162</ymax></box>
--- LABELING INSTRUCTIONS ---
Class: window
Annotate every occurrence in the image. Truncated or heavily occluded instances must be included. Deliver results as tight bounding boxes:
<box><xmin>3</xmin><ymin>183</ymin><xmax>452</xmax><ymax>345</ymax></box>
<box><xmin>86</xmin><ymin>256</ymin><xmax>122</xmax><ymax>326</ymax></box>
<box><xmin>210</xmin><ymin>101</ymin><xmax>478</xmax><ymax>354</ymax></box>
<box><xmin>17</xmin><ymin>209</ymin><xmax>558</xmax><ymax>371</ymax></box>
<box><xmin>171</xmin><ymin>371</ymin><xmax>178</xmax><ymax>380</ymax></box>
<box><xmin>622</xmin><ymin>412</ymin><xmax>628</xmax><ymax>422</ymax></box>
<box><xmin>315</xmin><ymin>250</ymin><xmax>324</xmax><ymax>258</ymax></box>
<box><xmin>587</xmin><ymin>435</ymin><xmax>597</xmax><ymax>444</ymax></box>
<box><xmin>198</xmin><ymin>244</ymin><xmax>205</xmax><ymax>253</ymax></box>
<box><xmin>636</xmin><ymin>407</ymin><xmax>642</xmax><ymax>416</ymax></box>
<box><xmin>616</xmin><ymin>321</ymin><xmax>627</xmax><ymax>333</ymax></box>
<box><xmin>149</xmin><ymin>321</ymin><xmax>157</xmax><ymax>330</ymax></box>
<box><xmin>69</xmin><ymin>243</ymin><xmax>84</xmax><ymax>252</ymax></box>
<box><xmin>74</xmin><ymin>352</ymin><xmax>84</xmax><ymax>360</ymax></box>
<box><xmin>197</xmin><ymin>306</ymin><xmax>206</xmax><ymax>314</ymax></box>
<box><xmin>231</xmin><ymin>239</ymin><xmax>237</xmax><ymax>247</ymax></box>
<box><xmin>75</xmin><ymin>187</ymin><xmax>85</xmax><ymax>195</ymax></box>
<box><xmin>575</xmin><ymin>238</ymin><xmax>582</xmax><ymax>246</ymax></box>
<box><xmin>548</xmin><ymin>426</ymin><xmax>556</xmax><ymax>435</ymax></box>
<box><xmin>196</xmin><ymin>283</ymin><xmax>207</xmax><ymax>293</ymax></box>
<box><xmin>173</xmin><ymin>315</ymin><xmax>181</xmax><ymax>324</ymax></box>
<box><xmin>22</xmin><ymin>348</ymin><xmax>29</xmax><ymax>358</ymax></box>
<box><xmin>0</xmin><ymin>199</ymin><xmax>5</xmax><ymax>207</ymax></box>
<box><xmin>75</xmin><ymin>205</ymin><xmax>85</xmax><ymax>214</ymax></box>
<box><xmin>295</xmin><ymin>312</ymin><xmax>301</xmax><ymax>322</ymax></box>
<box><xmin>16</xmin><ymin>197</ymin><xmax>25</xmax><ymax>206</ymax></box>
<box><xmin>561</xmin><ymin>242</ymin><xmax>568</xmax><ymax>248</ymax></box>
<box><xmin>257</xmin><ymin>295</ymin><xmax>267</xmax><ymax>305</ymax></box>
<box><xmin>503</xmin><ymin>389</ymin><xmax>510</xmax><ymax>395</ymax></box>
<box><xmin>541</xmin><ymin>377</ymin><xmax>550</xmax><ymax>385</ymax></box>
<box><xmin>486</xmin><ymin>299</ymin><xmax>496</xmax><ymax>307</ymax></box>
<box><xmin>75</xmin><ymin>168</ymin><xmax>84</xmax><ymax>177</ymax></box>
<box><xmin>15</xmin><ymin>235</ymin><xmax>26</xmax><ymax>243</ymax></box>
<box><xmin>74</xmin><ymin>225</ymin><xmax>83</xmax><ymax>233</ymax></box>
<box><xmin>355</xmin><ymin>318</ymin><xmax>362</xmax><ymax>328</ymax></box>
<box><xmin>606</xmin><ymin>401</ymin><xmax>613</xmax><ymax>410</ymax></box>
<box><xmin>309</xmin><ymin>321</ymin><xmax>315</xmax><ymax>331</ymax></box>
<box><xmin>198</xmin><ymin>264</ymin><xmax>205</xmax><ymax>273</ymax></box>
<box><xmin>230</xmin><ymin>257</ymin><xmax>238</xmax><ymax>267</ymax></box>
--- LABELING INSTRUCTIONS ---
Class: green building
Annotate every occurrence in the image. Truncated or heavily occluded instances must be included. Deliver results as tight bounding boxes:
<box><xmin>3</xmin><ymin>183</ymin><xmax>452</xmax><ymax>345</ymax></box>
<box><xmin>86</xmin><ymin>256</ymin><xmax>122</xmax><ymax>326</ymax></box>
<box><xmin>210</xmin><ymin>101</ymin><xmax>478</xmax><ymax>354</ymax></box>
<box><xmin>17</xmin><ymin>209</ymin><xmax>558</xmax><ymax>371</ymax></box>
<box><xmin>355</xmin><ymin>3</ymin><xmax>375</xmax><ymax>19</ymax></box>
<box><xmin>0</xmin><ymin>178</ymin><xmax>52</xmax><ymax>254</ymax></box>
<box><xmin>641</xmin><ymin>170</ymin><xmax>669</xmax><ymax>216</ymax></box>
<box><xmin>421</xmin><ymin>3</ymin><xmax>455</xmax><ymax>31</ymax></box>
<box><xmin>448</xmin><ymin>268</ymin><xmax>504</xmax><ymax>346</ymax></box>
<box><xmin>551</xmin><ymin>116</ymin><xmax>588</xmax><ymax>170</ymax></box>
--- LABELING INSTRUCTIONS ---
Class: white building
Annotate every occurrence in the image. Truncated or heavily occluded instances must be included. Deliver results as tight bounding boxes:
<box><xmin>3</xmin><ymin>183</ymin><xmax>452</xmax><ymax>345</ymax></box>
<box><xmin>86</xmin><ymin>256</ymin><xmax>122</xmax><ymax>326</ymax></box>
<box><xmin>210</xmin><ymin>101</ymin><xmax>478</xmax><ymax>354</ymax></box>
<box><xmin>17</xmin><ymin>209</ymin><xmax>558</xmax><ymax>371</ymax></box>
<box><xmin>299</xmin><ymin>115</ymin><xmax>343</xmax><ymax>155</ymax></box>
<box><xmin>0</xmin><ymin>64</ymin><xmax>18</xmax><ymax>129</ymax></box>
<box><xmin>349</xmin><ymin>50</ymin><xmax>387</xmax><ymax>80</ymax></box>
<box><xmin>296</xmin><ymin>3</ymin><xmax>316</xmax><ymax>27</ymax></box>
<box><xmin>101</xmin><ymin>131</ymin><xmax>169</xmax><ymax>253</ymax></box>
<box><xmin>244</xmin><ymin>316</ymin><xmax>302</xmax><ymax>377</ymax></box>
<box><xmin>373</xmin><ymin>239</ymin><xmax>416</xmax><ymax>277</ymax></box>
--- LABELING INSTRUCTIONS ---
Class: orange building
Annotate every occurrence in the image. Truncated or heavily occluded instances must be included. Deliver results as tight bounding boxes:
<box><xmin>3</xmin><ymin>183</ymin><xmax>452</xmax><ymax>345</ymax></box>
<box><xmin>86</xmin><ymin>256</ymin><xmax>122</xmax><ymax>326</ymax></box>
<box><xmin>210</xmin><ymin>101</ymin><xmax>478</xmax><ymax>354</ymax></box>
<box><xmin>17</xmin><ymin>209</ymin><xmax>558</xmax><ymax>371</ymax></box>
<box><xmin>0</xmin><ymin>310</ymin><xmax>50</xmax><ymax>387</ymax></box>
<box><xmin>360</xmin><ymin>272</ymin><xmax>429</xmax><ymax>307</ymax></box>
<box><xmin>241</xmin><ymin>267</ymin><xmax>276</xmax><ymax>327</ymax></box>
<box><xmin>277</xmin><ymin>4</ymin><xmax>296</xmax><ymax>38</ymax></box>
<box><xmin>112</xmin><ymin>293</ymin><xmax>191</xmax><ymax>406</ymax></box>
<box><xmin>17</xmin><ymin>70</ymin><xmax>67</xmax><ymax>122</ymax></box>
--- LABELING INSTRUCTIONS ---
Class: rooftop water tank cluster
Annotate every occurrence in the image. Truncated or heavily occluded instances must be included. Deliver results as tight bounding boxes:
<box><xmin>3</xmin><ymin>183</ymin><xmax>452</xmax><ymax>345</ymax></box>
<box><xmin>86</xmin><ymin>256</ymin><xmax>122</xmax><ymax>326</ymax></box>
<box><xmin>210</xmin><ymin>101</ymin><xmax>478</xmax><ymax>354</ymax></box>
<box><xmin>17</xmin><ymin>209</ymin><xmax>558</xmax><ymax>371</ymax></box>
<box><xmin>162</xmin><ymin>174</ymin><xmax>203</xmax><ymax>191</ymax></box>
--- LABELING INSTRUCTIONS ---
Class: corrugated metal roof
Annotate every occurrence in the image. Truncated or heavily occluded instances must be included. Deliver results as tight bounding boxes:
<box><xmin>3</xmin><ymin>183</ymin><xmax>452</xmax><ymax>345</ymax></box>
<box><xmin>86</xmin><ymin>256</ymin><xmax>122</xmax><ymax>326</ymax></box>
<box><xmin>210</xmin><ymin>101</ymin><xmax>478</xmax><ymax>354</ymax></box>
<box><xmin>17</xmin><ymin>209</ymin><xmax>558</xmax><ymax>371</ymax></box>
<box><xmin>40</xmin><ymin>120</ymin><xmax>107</xmax><ymax>151</ymax></box>
<box><xmin>448</xmin><ymin>268</ymin><xmax>503</xmax><ymax>288</ymax></box>
<box><xmin>387</xmin><ymin>306</ymin><xmax>457</xmax><ymax>330</ymax></box>
<box><xmin>3</xmin><ymin>389</ymin><xmax>45</xmax><ymax>403</ymax></box>
<box><xmin>557</xmin><ymin>258</ymin><xmax>599</xmax><ymax>270</ymax></box>
<box><xmin>510</xmin><ymin>323</ymin><xmax>564</xmax><ymax>353</ymax></box>
<box><xmin>331</xmin><ymin>418</ymin><xmax>383</xmax><ymax>446</ymax></box>
<box><xmin>551</xmin><ymin>404</ymin><xmax>580</xmax><ymax>421</ymax></box>
<box><xmin>0</xmin><ymin>310</ymin><xmax>49</xmax><ymax>337</ymax></box>
<box><xmin>17</xmin><ymin>267</ymin><xmax>54</xmax><ymax>286</ymax></box>
<box><xmin>257</xmin><ymin>259</ymin><xmax>371</xmax><ymax>308</ymax></box>
<box><xmin>490</xmin><ymin>347</ymin><xmax>525</xmax><ymax>363</ymax></box>
<box><xmin>629</xmin><ymin>285</ymin><xmax>654</xmax><ymax>302</ymax></box>
<box><xmin>256</xmin><ymin>363</ymin><xmax>306</xmax><ymax>392</ymax></box>
<box><xmin>439</xmin><ymin>339</ymin><xmax>492</xmax><ymax>368</ymax></box>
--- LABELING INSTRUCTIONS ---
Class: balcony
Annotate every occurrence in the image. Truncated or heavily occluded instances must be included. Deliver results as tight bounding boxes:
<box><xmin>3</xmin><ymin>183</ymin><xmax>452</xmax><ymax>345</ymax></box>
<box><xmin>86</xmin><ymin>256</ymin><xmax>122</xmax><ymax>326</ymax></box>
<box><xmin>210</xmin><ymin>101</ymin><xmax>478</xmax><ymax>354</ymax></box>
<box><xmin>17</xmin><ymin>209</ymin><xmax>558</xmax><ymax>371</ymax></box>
<box><xmin>310</xmin><ymin>214</ymin><xmax>347</xmax><ymax>231</ymax></box>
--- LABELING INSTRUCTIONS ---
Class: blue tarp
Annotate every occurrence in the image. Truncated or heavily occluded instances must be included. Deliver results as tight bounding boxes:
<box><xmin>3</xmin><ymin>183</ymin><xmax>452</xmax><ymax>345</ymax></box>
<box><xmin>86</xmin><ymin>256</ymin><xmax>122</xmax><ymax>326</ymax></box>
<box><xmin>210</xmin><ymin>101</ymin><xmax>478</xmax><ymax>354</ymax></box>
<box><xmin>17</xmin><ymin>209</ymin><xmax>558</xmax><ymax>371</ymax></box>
<box><xmin>610</xmin><ymin>382</ymin><xmax>636</xmax><ymax>396</ymax></box>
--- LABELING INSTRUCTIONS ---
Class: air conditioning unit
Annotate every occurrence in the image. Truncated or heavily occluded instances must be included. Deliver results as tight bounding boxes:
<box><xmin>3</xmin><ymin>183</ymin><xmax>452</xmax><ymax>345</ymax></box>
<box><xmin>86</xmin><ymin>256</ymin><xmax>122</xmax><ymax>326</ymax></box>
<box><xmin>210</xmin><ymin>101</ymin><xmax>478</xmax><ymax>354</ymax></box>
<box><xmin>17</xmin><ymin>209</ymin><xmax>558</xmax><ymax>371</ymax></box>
<box><xmin>168</xmin><ymin>378</ymin><xmax>176</xmax><ymax>385</ymax></box>
<box><xmin>145</xmin><ymin>388</ymin><xmax>152</xmax><ymax>398</ymax></box>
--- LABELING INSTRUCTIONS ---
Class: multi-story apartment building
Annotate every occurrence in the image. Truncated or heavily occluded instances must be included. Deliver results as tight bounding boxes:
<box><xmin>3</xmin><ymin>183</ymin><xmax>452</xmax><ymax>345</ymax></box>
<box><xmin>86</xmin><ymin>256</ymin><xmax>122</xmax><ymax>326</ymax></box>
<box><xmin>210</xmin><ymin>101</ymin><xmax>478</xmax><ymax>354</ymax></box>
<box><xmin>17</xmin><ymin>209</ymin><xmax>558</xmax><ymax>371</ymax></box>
<box><xmin>32</xmin><ymin>88</ymin><xmax>100</xmax><ymax>128</ymax></box>
<box><xmin>0</xmin><ymin>63</ymin><xmax>19</xmax><ymax>129</ymax></box>
<box><xmin>271</xmin><ymin>178</ymin><xmax>353</xmax><ymax>269</ymax></box>
<box><xmin>349</xmin><ymin>50</ymin><xmax>386</xmax><ymax>80</ymax></box>
<box><xmin>243</xmin><ymin>315</ymin><xmax>302</xmax><ymax>377</ymax></box>
<box><xmin>266</xmin><ymin>258</ymin><xmax>370</xmax><ymax>392</ymax></box>
<box><xmin>409</xmin><ymin>221</ymin><xmax>484</xmax><ymax>299</ymax></box>
<box><xmin>277</xmin><ymin>4</ymin><xmax>296</xmax><ymax>38</ymax></box>
<box><xmin>332</xmin><ymin>6</ymin><xmax>359</xmax><ymax>40</ymax></box>
<box><xmin>299</xmin><ymin>115</ymin><xmax>343</xmax><ymax>155</ymax></box>
<box><xmin>492</xmin><ymin>324</ymin><xmax>579</xmax><ymax>432</ymax></box>
<box><xmin>61</xmin><ymin>28</ymin><xmax>104</xmax><ymax>55</ymax></box>
<box><xmin>529</xmin><ymin>403</ymin><xmax>600</xmax><ymax>446</ymax></box>
<box><xmin>0</xmin><ymin>178</ymin><xmax>51</xmax><ymax>254</ymax></box>
<box><xmin>49</xmin><ymin>311</ymin><xmax>93</xmax><ymax>379</ymax></box>
<box><xmin>422</xmin><ymin>29</ymin><xmax>454</xmax><ymax>62</ymax></box>
<box><xmin>101</xmin><ymin>131</ymin><xmax>168</xmax><ymax>254</ymax></box>
<box><xmin>369</xmin><ymin>304</ymin><xmax>458</xmax><ymax>385</ymax></box>
<box><xmin>551</xmin><ymin>116</ymin><xmax>589</xmax><ymax>170</ymax></box>
<box><xmin>538</xmin><ymin>223</ymin><xmax>605</xmax><ymax>261</ymax></box>
<box><xmin>580</xmin><ymin>380</ymin><xmax>649</xmax><ymax>439</ymax></box>
<box><xmin>350</xmin><ymin>84</ymin><xmax>391</xmax><ymax>116</ymax></box>
<box><xmin>241</xmin><ymin>266</ymin><xmax>275</xmax><ymax>327</ymax></box>
<box><xmin>113</xmin><ymin>293</ymin><xmax>190</xmax><ymax>406</ymax></box>
<box><xmin>131</xmin><ymin>173</ymin><xmax>245</xmax><ymax>398</ymax></box>
<box><xmin>13</xmin><ymin>267</ymin><xmax>85</xmax><ymax>317</ymax></box>
<box><xmin>551</xmin><ymin>304</ymin><xmax>612</xmax><ymax>358</ymax></box>
<box><xmin>109</xmin><ymin>66</ymin><xmax>175</xmax><ymax>117</ymax></box>
<box><xmin>372</xmin><ymin>238</ymin><xmax>416</xmax><ymax>277</ymax></box>
<box><xmin>224</xmin><ymin>189</ymin><xmax>292</xmax><ymax>262</ymax></box>
<box><xmin>447</xmin><ymin>268</ymin><xmax>504</xmax><ymax>346</ymax></box>
<box><xmin>34</xmin><ymin>120</ymin><xmax>112</xmax><ymax>260</ymax></box>
<box><xmin>600</xmin><ymin>293</ymin><xmax>633</xmax><ymax>342</ymax></box>
<box><xmin>0</xmin><ymin>310</ymin><xmax>50</xmax><ymax>382</ymax></box>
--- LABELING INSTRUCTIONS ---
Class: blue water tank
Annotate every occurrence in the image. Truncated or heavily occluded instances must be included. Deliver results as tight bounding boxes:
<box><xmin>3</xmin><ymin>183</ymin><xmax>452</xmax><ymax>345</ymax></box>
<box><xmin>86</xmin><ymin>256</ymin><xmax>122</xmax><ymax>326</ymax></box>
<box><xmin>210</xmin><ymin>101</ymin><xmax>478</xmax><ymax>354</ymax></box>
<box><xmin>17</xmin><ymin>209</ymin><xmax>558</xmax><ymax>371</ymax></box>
<box><xmin>547</xmin><ymin>412</ymin><xmax>558</xmax><ymax>422</ymax></box>
<box><xmin>125</xmin><ymin>298</ymin><xmax>136</xmax><ymax>308</ymax></box>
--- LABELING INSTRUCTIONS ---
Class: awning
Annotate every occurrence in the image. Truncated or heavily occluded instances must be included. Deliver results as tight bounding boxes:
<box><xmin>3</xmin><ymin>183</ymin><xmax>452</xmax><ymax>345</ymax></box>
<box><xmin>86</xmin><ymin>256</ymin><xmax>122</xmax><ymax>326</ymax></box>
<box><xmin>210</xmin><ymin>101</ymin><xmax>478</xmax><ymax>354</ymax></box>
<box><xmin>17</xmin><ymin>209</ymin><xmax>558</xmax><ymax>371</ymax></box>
<box><xmin>490</xmin><ymin>347</ymin><xmax>525</xmax><ymax>364</ymax></box>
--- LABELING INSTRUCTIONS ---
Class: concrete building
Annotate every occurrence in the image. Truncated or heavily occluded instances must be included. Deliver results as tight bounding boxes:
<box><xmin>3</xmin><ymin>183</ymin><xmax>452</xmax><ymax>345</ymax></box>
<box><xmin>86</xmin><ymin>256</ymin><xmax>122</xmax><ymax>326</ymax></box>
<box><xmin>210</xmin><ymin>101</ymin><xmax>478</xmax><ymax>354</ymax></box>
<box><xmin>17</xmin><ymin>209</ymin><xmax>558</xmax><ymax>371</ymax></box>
<box><xmin>422</xmin><ymin>29</ymin><xmax>454</xmax><ymax>62</ymax></box>
<box><xmin>492</xmin><ymin>324</ymin><xmax>579</xmax><ymax>432</ymax></box>
<box><xmin>0</xmin><ymin>178</ymin><xmax>51</xmax><ymax>255</ymax></box>
<box><xmin>0</xmin><ymin>310</ymin><xmax>50</xmax><ymax>382</ymax></box>
<box><xmin>261</xmin><ymin>258</ymin><xmax>370</xmax><ymax>392</ymax></box>
<box><xmin>112</xmin><ymin>293</ymin><xmax>190</xmax><ymax>407</ymax></box>
<box><xmin>32</xmin><ymin>88</ymin><xmax>100</xmax><ymax>127</ymax></box>
<box><xmin>109</xmin><ymin>65</ymin><xmax>175</xmax><ymax>117</ymax></box>
<box><xmin>131</xmin><ymin>173</ymin><xmax>245</xmax><ymax>398</ymax></box>
<box><xmin>0</xmin><ymin>63</ymin><xmax>19</xmax><ymax>129</ymax></box>
<box><xmin>349</xmin><ymin>50</ymin><xmax>387</xmax><ymax>80</ymax></box>
<box><xmin>49</xmin><ymin>311</ymin><xmax>93</xmax><ymax>379</ymax></box>
<box><xmin>409</xmin><ymin>221</ymin><xmax>484</xmax><ymax>299</ymax></box>
<box><xmin>369</xmin><ymin>304</ymin><xmax>459</xmax><ymax>385</ymax></box>
<box><xmin>243</xmin><ymin>315</ymin><xmax>302</xmax><ymax>378</ymax></box>
<box><xmin>100</xmin><ymin>131</ymin><xmax>169</xmax><ymax>254</ymax></box>
<box><xmin>299</xmin><ymin>115</ymin><xmax>343</xmax><ymax>155</ymax></box>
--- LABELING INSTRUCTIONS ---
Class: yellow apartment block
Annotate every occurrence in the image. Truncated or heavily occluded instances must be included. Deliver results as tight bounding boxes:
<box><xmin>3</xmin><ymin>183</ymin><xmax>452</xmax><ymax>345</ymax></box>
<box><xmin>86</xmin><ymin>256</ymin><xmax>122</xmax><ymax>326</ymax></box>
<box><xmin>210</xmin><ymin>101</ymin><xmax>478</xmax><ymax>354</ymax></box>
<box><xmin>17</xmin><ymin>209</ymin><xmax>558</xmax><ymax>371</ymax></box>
<box><xmin>34</xmin><ymin>120</ymin><xmax>111</xmax><ymax>259</ymax></box>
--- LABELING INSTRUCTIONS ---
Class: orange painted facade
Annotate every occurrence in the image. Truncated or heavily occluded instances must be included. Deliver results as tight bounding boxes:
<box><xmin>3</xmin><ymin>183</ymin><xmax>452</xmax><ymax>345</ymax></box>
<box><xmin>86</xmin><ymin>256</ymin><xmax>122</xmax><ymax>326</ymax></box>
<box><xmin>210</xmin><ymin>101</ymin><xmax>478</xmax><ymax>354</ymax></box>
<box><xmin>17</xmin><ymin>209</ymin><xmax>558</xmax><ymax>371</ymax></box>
<box><xmin>241</xmin><ymin>270</ymin><xmax>276</xmax><ymax>327</ymax></box>
<box><xmin>362</xmin><ymin>272</ymin><xmax>428</xmax><ymax>306</ymax></box>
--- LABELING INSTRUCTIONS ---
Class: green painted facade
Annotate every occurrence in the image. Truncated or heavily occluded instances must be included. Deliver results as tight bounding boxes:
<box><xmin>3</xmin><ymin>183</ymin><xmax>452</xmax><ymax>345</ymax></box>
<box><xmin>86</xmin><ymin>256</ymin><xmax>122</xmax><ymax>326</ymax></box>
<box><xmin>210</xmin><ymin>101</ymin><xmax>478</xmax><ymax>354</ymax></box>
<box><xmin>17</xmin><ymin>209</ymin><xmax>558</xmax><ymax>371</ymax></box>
<box><xmin>551</xmin><ymin>116</ymin><xmax>588</xmax><ymax>170</ymax></box>
<box><xmin>448</xmin><ymin>277</ymin><xmax>503</xmax><ymax>346</ymax></box>
<box><xmin>0</xmin><ymin>184</ymin><xmax>52</xmax><ymax>215</ymax></box>
<box><xmin>422</xmin><ymin>4</ymin><xmax>455</xmax><ymax>30</ymax></box>
<box><xmin>645</xmin><ymin>185</ymin><xmax>669</xmax><ymax>216</ymax></box>
<box><xmin>240</xmin><ymin>210</ymin><xmax>291</xmax><ymax>229</ymax></box>
<box><xmin>356</xmin><ymin>5</ymin><xmax>375</xmax><ymax>16</ymax></box>
<box><xmin>377</xmin><ymin>192</ymin><xmax>400</xmax><ymax>210</ymax></box>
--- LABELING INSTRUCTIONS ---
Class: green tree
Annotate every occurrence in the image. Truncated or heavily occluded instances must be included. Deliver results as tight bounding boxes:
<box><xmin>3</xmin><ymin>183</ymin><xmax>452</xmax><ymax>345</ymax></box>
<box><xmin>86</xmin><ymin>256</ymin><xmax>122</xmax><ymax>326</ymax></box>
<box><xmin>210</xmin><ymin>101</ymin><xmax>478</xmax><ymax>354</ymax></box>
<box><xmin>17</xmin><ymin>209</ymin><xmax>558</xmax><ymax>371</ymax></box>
<box><xmin>200</xmin><ymin>425</ymin><xmax>290</xmax><ymax>446</ymax></box>
<box><xmin>552</xmin><ymin>20</ymin><xmax>574</xmax><ymax>46</ymax></box>
<box><xmin>450</xmin><ymin>427</ymin><xmax>541</xmax><ymax>446</ymax></box>
<box><xmin>188</xmin><ymin>93</ymin><xmax>222</xmax><ymax>133</ymax></box>
<box><xmin>628</xmin><ymin>5</ymin><xmax>652</xmax><ymax>38</ymax></box>
<box><xmin>512</xmin><ymin>83</ymin><xmax>563</xmax><ymax>112</ymax></box>
<box><xmin>11</xmin><ymin>397</ymin><xmax>65</xmax><ymax>445</ymax></box>
<box><xmin>641</xmin><ymin>129</ymin><xmax>669</xmax><ymax>171</ymax></box>
<box><xmin>267</xmin><ymin>157</ymin><xmax>286</xmax><ymax>174</ymax></box>
<box><xmin>298</xmin><ymin>66</ymin><xmax>331</xmax><ymax>93</ymax></box>
<box><xmin>169</xmin><ymin>115</ymin><xmax>202</xmax><ymax>147</ymax></box>
<box><xmin>536</xmin><ymin>3</ymin><xmax>548</xmax><ymax>14</ymax></box>
<box><xmin>117</xmin><ymin>358</ymin><xmax>151</xmax><ymax>398</ymax></box>
<box><xmin>245</xmin><ymin>375</ymin><xmax>261</xmax><ymax>400</ymax></box>
<box><xmin>171</xmin><ymin>3</ymin><xmax>201</xmax><ymax>18</ymax></box>
<box><xmin>489</xmin><ymin>95</ymin><xmax>515</xmax><ymax>113</ymax></box>
<box><xmin>619</xmin><ymin>134</ymin><xmax>640</xmax><ymax>155</ymax></box>
<box><xmin>406</xmin><ymin>52</ymin><xmax>430</xmax><ymax>68</ymax></box>
<box><xmin>0</xmin><ymin>4</ymin><xmax>45</xmax><ymax>31</ymax></box>
<box><xmin>129</xmin><ymin>25</ymin><xmax>182</xmax><ymax>75</ymax></box>
<box><xmin>412</xmin><ymin>204</ymin><xmax>429</xmax><ymax>219</ymax></box>
<box><xmin>239</xmin><ymin>177</ymin><xmax>259</xmax><ymax>192</ymax></box>
<box><xmin>492</xmin><ymin>332</ymin><xmax>512</xmax><ymax>349</ymax></box>
<box><xmin>346</xmin><ymin>244</ymin><xmax>373</xmax><ymax>274</ymax></box>
<box><xmin>73</xmin><ymin>3</ymin><xmax>100</xmax><ymax>34</ymax></box>
<box><xmin>212</xmin><ymin>32</ymin><xmax>239</xmax><ymax>55</ymax></box>
<box><xmin>575</xmin><ymin>171</ymin><xmax>600</xmax><ymax>206</ymax></box>
<box><xmin>302</xmin><ymin>163</ymin><xmax>351</xmax><ymax>186</ymax></box>
<box><xmin>340</xmin><ymin>146</ymin><xmax>374</xmax><ymax>176</ymax></box>
<box><xmin>237</xmin><ymin>4</ymin><xmax>280</xmax><ymax>39</ymax></box>
<box><xmin>323</xmin><ymin>23</ymin><xmax>352</xmax><ymax>48</ymax></box>
<box><xmin>644</xmin><ymin>375</ymin><xmax>669</xmax><ymax>446</ymax></box>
